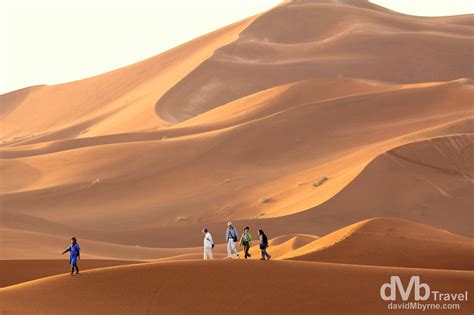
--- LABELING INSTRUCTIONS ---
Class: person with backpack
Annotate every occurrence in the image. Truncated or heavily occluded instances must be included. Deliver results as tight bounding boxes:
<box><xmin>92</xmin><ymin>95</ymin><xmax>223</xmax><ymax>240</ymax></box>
<box><xmin>239</xmin><ymin>226</ymin><xmax>253</xmax><ymax>259</ymax></box>
<box><xmin>62</xmin><ymin>237</ymin><xmax>81</xmax><ymax>275</ymax></box>
<box><xmin>202</xmin><ymin>227</ymin><xmax>214</xmax><ymax>260</ymax></box>
<box><xmin>225</xmin><ymin>221</ymin><xmax>240</xmax><ymax>259</ymax></box>
<box><xmin>258</xmin><ymin>229</ymin><xmax>271</xmax><ymax>260</ymax></box>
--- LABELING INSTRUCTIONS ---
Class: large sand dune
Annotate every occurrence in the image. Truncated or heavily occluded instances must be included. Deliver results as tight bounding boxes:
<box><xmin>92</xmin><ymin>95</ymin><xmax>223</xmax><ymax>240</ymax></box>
<box><xmin>1</xmin><ymin>81</ymin><xmax>472</xmax><ymax>242</ymax></box>
<box><xmin>155</xmin><ymin>0</ymin><xmax>474</xmax><ymax>122</ymax></box>
<box><xmin>0</xmin><ymin>0</ymin><xmax>473</xmax><ymax>313</ymax></box>
<box><xmin>1</xmin><ymin>0</ymin><xmax>473</xmax><ymax>243</ymax></box>
<box><xmin>3</xmin><ymin>132</ymin><xmax>467</xmax><ymax>249</ymax></box>
<box><xmin>0</xmin><ymin>15</ymin><xmax>259</xmax><ymax>143</ymax></box>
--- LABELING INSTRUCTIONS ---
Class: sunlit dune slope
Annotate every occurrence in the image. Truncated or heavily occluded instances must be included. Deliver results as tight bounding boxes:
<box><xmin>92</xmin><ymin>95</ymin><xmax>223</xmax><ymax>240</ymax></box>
<box><xmin>1</xmin><ymin>227</ymin><xmax>314</xmax><ymax>262</ymax></box>
<box><xmin>0</xmin><ymin>78</ymin><xmax>401</xmax><ymax>159</ymax></box>
<box><xmin>0</xmin><ymin>15</ymin><xmax>259</xmax><ymax>144</ymax></box>
<box><xmin>283</xmin><ymin>134</ymin><xmax>474</xmax><ymax>237</ymax></box>
<box><xmin>155</xmin><ymin>0</ymin><xmax>474</xmax><ymax>122</ymax></box>
<box><xmin>280</xmin><ymin>218</ymin><xmax>474</xmax><ymax>270</ymax></box>
<box><xmin>1</xmin><ymin>260</ymin><xmax>472</xmax><ymax>315</ymax></box>
<box><xmin>0</xmin><ymin>228</ymin><xmax>203</xmax><ymax>260</ymax></box>
<box><xmin>0</xmin><ymin>259</ymin><xmax>141</xmax><ymax>287</ymax></box>
<box><xmin>38</xmin><ymin>132</ymin><xmax>471</xmax><ymax>249</ymax></box>
<box><xmin>240</xmin><ymin>234</ymin><xmax>319</xmax><ymax>259</ymax></box>
<box><xmin>0</xmin><ymin>0</ymin><xmax>473</xmax><ymax>265</ymax></box>
<box><xmin>1</xmin><ymin>81</ymin><xmax>472</xmax><ymax>238</ymax></box>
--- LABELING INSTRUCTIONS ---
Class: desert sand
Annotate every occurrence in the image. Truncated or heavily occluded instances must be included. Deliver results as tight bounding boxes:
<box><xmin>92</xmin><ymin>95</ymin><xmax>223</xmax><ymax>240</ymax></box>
<box><xmin>1</xmin><ymin>0</ymin><xmax>473</xmax><ymax>314</ymax></box>
<box><xmin>279</xmin><ymin>218</ymin><xmax>474</xmax><ymax>270</ymax></box>
<box><xmin>1</xmin><ymin>260</ymin><xmax>472</xmax><ymax>315</ymax></box>
<box><xmin>0</xmin><ymin>259</ymin><xmax>140</xmax><ymax>287</ymax></box>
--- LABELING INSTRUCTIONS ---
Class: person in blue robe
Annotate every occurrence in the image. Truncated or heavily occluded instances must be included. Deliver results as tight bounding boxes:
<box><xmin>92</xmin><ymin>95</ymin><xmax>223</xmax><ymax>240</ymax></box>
<box><xmin>62</xmin><ymin>237</ymin><xmax>81</xmax><ymax>275</ymax></box>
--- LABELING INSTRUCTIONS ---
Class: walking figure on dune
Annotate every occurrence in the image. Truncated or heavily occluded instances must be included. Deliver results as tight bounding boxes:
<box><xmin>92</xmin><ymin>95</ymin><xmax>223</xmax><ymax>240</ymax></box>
<box><xmin>202</xmin><ymin>227</ymin><xmax>214</xmax><ymax>260</ymax></box>
<box><xmin>225</xmin><ymin>221</ymin><xmax>240</xmax><ymax>259</ymax></box>
<box><xmin>62</xmin><ymin>237</ymin><xmax>81</xmax><ymax>275</ymax></box>
<box><xmin>258</xmin><ymin>230</ymin><xmax>271</xmax><ymax>260</ymax></box>
<box><xmin>239</xmin><ymin>226</ymin><xmax>252</xmax><ymax>259</ymax></box>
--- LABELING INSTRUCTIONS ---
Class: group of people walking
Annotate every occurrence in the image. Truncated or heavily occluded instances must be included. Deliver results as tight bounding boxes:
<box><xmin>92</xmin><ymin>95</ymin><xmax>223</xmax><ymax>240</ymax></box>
<box><xmin>203</xmin><ymin>221</ymin><xmax>271</xmax><ymax>260</ymax></box>
<box><xmin>63</xmin><ymin>222</ymin><xmax>271</xmax><ymax>274</ymax></box>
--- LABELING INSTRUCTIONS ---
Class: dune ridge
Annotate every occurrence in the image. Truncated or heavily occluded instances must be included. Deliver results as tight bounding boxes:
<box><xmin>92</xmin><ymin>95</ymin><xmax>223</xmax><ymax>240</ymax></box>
<box><xmin>279</xmin><ymin>218</ymin><xmax>474</xmax><ymax>270</ymax></box>
<box><xmin>0</xmin><ymin>1</ymin><xmax>473</xmax><ymax>313</ymax></box>
<box><xmin>1</xmin><ymin>0</ymin><xmax>473</xmax><ymax>241</ymax></box>
<box><xmin>1</xmin><ymin>80</ymin><xmax>472</xmax><ymax>237</ymax></box>
<box><xmin>2</xmin><ymin>132</ymin><xmax>471</xmax><ymax>249</ymax></box>
<box><xmin>1</xmin><ymin>260</ymin><xmax>472</xmax><ymax>314</ymax></box>
<box><xmin>0</xmin><ymin>259</ymin><xmax>140</xmax><ymax>288</ymax></box>
<box><xmin>155</xmin><ymin>0</ymin><xmax>474</xmax><ymax>122</ymax></box>
<box><xmin>0</xmin><ymin>14</ymin><xmax>261</xmax><ymax>143</ymax></box>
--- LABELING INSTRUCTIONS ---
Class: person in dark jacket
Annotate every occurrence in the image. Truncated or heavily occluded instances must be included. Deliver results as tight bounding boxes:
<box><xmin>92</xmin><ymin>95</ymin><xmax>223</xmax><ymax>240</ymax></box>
<box><xmin>258</xmin><ymin>229</ymin><xmax>271</xmax><ymax>260</ymax></box>
<box><xmin>239</xmin><ymin>226</ymin><xmax>253</xmax><ymax>259</ymax></box>
<box><xmin>62</xmin><ymin>237</ymin><xmax>81</xmax><ymax>275</ymax></box>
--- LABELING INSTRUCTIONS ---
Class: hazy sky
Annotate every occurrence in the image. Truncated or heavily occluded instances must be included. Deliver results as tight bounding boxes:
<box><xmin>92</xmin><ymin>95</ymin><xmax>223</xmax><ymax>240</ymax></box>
<box><xmin>0</xmin><ymin>0</ymin><xmax>472</xmax><ymax>94</ymax></box>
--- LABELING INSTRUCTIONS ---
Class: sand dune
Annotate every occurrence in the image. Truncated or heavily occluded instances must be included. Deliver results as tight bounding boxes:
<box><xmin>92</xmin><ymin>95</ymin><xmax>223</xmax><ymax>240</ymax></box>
<box><xmin>0</xmin><ymin>228</ymin><xmax>203</xmax><ymax>260</ymax></box>
<box><xmin>78</xmin><ymin>131</ymin><xmax>472</xmax><ymax>249</ymax></box>
<box><xmin>1</xmin><ymin>227</ymin><xmax>313</xmax><ymax>261</ymax></box>
<box><xmin>0</xmin><ymin>15</ymin><xmax>259</xmax><ymax>144</ymax></box>
<box><xmin>284</xmin><ymin>134</ymin><xmax>474</xmax><ymax>237</ymax></box>
<box><xmin>1</xmin><ymin>260</ymin><xmax>472</xmax><ymax>314</ymax></box>
<box><xmin>0</xmin><ymin>260</ymin><xmax>140</xmax><ymax>287</ymax></box>
<box><xmin>1</xmin><ymin>0</ymin><xmax>473</xmax><ymax>247</ymax></box>
<box><xmin>3</xmin><ymin>131</ymin><xmax>469</xmax><ymax>249</ymax></box>
<box><xmin>1</xmin><ymin>79</ymin><xmax>467</xmax><ymax>162</ymax></box>
<box><xmin>1</xmin><ymin>80</ymin><xmax>472</xmax><ymax>242</ymax></box>
<box><xmin>155</xmin><ymin>0</ymin><xmax>474</xmax><ymax>122</ymax></box>
<box><xmin>0</xmin><ymin>78</ymin><xmax>400</xmax><ymax>159</ymax></box>
<box><xmin>0</xmin><ymin>1</ymin><xmax>472</xmax><ymax>312</ymax></box>
<box><xmin>241</xmin><ymin>233</ymin><xmax>319</xmax><ymax>259</ymax></box>
<box><xmin>280</xmin><ymin>218</ymin><xmax>474</xmax><ymax>270</ymax></box>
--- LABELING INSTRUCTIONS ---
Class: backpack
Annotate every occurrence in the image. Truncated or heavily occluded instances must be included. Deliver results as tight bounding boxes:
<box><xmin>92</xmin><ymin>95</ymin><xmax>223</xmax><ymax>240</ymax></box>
<box><xmin>229</xmin><ymin>228</ymin><xmax>237</xmax><ymax>242</ymax></box>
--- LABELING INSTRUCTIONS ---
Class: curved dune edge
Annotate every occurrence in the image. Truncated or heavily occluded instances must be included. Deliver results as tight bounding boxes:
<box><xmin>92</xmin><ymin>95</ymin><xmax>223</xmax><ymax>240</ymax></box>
<box><xmin>2</xmin><ymin>131</ymin><xmax>471</xmax><ymax>251</ymax></box>
<box><xmin>279</xmin><ymin>218</ymin><xmax>474</xmax><ymax>271</ymax></box>
<box><xmin>0</xmin><ymin>260</ymin><xmax>472</xmax><ymax>314</ymax></box>
<box><xmin>0</xmin><ymin>259</ymin><xmax>142</xmax><ymax>288</ymax></box>
<box><xmin>283</xmin><ymin>133</ymin><xmax>474</xmax><ymax>236</ymax></box>
<box><xmin>122</xmin><ymin>132</ymin><xmax>473</xmax><ymax>247</ymax></box>
<box><xmin>155</xmin><ymin>0</ymin><xmax>474</xmax><ymax>122</ymax></box>
<box><xmin>278</xmin><ymin>219</ymin><xmax>368</xmax><ymax>258</ymax></box>
<box><xmin>1</xmin><ymin>79</ymin><xmax>472</xmax><ymax>236</ymax></box>
<box><xmin>1</xmin><ymin>226</ymin><xmax>317</xmax><ymax>262</ymax></box>
<box><xmin>239</xmin><ymin>233</ymin><xmax>319</xmax><ymax>259</ymax></box>
<box><xmin>0</xmin><ymin>230</ymin><xmax>316</xmax><ymax>287</ymax></box>
<box><xmin>0</xmin><ymin>11</ymin><xmax>266</xmax><ymax>144</ymax></box>
<box><xmin>0</xmin><ymin>8</ymin><xmax>473</xmax><ymax>313</ymax></box>
<box><xmin>3</xmin><ymin>217</ymin><xmax>472</xmax><ymax>288</ymax></box>
<box><xmin>2</xmin><ymin>78</ymin><xmax>468</xmax><ymax>160</ymax></box>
